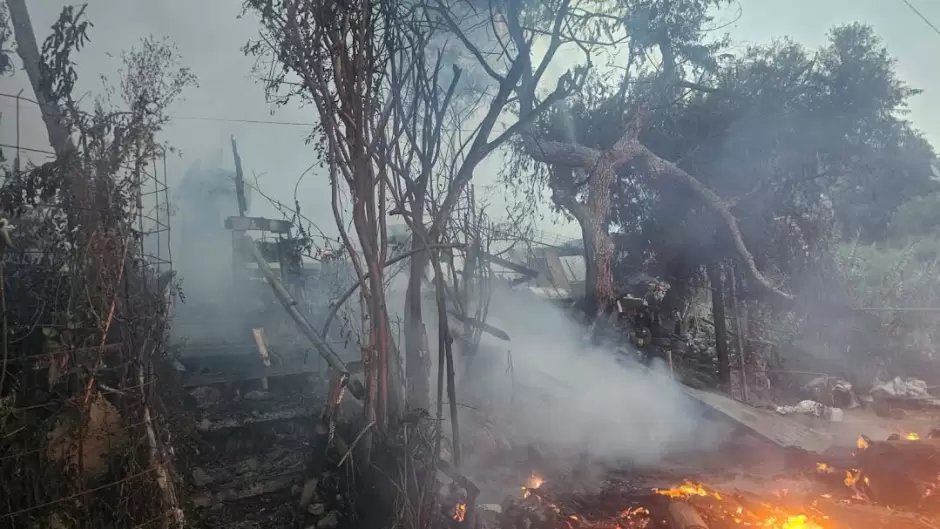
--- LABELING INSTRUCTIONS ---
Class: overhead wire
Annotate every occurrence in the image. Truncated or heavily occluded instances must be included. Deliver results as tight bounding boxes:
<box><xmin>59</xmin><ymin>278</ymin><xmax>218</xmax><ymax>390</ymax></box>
<box><xmin>0</xmin><ymin>91</ymin><xmax>317</xmax><ymax>127</ymax></box>
<box><xmin>900</xmin><ymin>0</ymin><xmax>940</xmax><ymax>38</ymax></box>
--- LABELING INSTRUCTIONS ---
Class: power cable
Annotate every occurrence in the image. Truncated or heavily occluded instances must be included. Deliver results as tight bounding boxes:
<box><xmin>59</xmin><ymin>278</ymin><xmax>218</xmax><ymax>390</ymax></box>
<box><xmin>0</xmin><ymin>91</ymin><xmax>317</xmax><ymax>127</ymax></box>
<box><xmin>901</xmin><ymin>0</ymin><xmax>940</xmax><ymax>38</ymax></box>
<box><xmin>0</xmin><ymin>142</ymin><xmax>54</xmax><ymax>156</ymax></box>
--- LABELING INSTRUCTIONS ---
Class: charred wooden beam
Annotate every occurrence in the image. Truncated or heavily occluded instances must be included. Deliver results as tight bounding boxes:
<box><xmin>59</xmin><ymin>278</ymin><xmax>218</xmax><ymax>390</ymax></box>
<box><xmin>666</xmin><ymin>502</ymin><xmax>709</xmax><ymax>529</ymax></box>
<box><xmin>191</xmin><ymin>451</ymin><xmax>305</xmax><ymax>490</ymax></box>
<box><xmin>439</xmin><ymin>458</ymin><xmax>480</xmax><ymax>528</ymax></box>
<box><xmin>855</xmin><ymin>438</ymin><xmax>940</xmax><ymax>507</ymax></box>
<box><xmin>196</xmin><ymin>406</ymin><xmax>317</xmax><ymax>432</ymax></box>
<box><xmin>191</xmin><ymin>474</ymin><xmax>299</xmax><ymax>509</ymax></box>
<box><xmin>231</xmin><ymin>137</ymin><xmax>249</xmax><ymax>217</ymax></box>
<box><xmin>447</xmin><ymin>310</ymin><xmax>511</xmax><ymax>341</ymax></box>
<box><xmin>182</xmin><ymin>363</ymin><xmax>321</xmax><ymax>387</ymax></box>
<box><xmin>483</xmin><ymin>253</ymin><xmax>539</xmax><ymax>278</ymax></box>
<box><xmin>238</xmin><ymin>234</ymin><xmax>365</xmax><ymax>400</ymax></box>
<box><xmin>225</xmin><ymin>216</ymin><xmax>292</xmax><ymax>234</ymax></box>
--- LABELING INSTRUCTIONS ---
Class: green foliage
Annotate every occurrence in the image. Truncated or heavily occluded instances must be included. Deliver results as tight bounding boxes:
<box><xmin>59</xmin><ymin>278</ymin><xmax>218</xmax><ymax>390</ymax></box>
<box><xmin>888</xmin><ymin>191</ymin><xmax>940</xmax><ymax>242</ymax></box>
<box><xmin>39</xmin><ymin>5</ymin><xmax>93</xmax><ymax>104</ymax></box>
<box><xmin>0</xmin><ymin>1</ymin><xmax>12</xmax><ymax>76</ymax></box>
<box><xmin>0</xmin><ymin>6</ymin><xmax>196</xmax><ymax>527</ymax></box>
<box><xmin>612</xmin><ymin>22</ymin><xmax>936</xmax><ymax>293</ymax></box>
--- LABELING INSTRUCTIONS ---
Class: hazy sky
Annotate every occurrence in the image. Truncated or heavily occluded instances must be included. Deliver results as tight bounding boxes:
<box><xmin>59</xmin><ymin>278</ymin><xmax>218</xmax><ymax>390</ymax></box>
<box><xmin>1</xmin><ymin>0</ymin><xmax>938</xmax><ymax>241</ymax></box>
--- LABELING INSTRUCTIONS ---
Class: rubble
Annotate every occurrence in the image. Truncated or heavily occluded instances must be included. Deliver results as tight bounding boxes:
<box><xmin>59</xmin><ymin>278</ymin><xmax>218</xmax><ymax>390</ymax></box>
<box><xmin>775</xmin><ymin>399</ymin><xmax>844</xmax><ymax>421</ymax></box>
<box><xmin>871</xmin><ymin>377</ymin><xmax>940</xmax><ymax>408</ymax></box>
<box><xmin>803</xmin><ymin>376</ymin><xmax>859</xmax><ymax>409</ymax></box>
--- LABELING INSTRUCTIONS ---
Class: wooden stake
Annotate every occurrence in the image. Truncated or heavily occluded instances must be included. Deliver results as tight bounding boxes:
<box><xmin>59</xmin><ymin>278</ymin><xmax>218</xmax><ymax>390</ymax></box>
<box><xmin>252</xmin><ymin>327</ymin><xmax>271</xmax><ymax>390</ymax></box>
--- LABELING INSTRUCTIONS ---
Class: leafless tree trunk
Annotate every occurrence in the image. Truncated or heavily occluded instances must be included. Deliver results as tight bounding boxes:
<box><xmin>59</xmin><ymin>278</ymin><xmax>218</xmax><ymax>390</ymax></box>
<box><xmin>707</xmin><ymin>261</ymin><xmax>731</xmax><ymax>390</ymax></box>
<box><xmin>380</xmin><ymin>0</ymin><xmax>581</xmax><ymax>409</ymax></box>
<box><xmin>247</xmin><ymin>0</ymin><xmax>403</xmax><ymax>432</ymax></box>
<box><xmin>7</xmin><ymin>0</ymin><xmax>74</xmax><ymax>156</ymax></box>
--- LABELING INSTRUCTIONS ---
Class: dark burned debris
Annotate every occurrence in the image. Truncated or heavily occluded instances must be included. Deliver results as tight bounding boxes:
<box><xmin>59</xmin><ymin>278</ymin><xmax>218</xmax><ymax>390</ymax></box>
<box><xmin>179</xmin><ymin>372</ymin><xmax>350</xmax><ymax>529</ymax></box>
<box><xmin>484</xmin><ymin>429</ymin><xmax>940</xmax><ymax>529</ymax></box>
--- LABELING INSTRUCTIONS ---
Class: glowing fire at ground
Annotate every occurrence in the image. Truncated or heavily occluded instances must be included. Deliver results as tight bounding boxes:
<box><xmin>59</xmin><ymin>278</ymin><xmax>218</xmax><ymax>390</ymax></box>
<box><xmin>453</xmin><ymin>503</ymin><xmax>467</xmax><ymax>522</ymax></box>
<box><xmin>654</xmin><ymin>481</ymin><xmax>722</xmax><ymax>500</ymax></box>
<box><xmin>516</xmin><ymin>473</ymin><xmax>830</xmax><ymax>529</ymax></box>
<box><xmin>523</xmin><ymin>473</ymin><xmax>544</xmax><ymax>498</ymax></box>
<box><xmin>857</xmin><ymin>436</ymin><xmax>869</xmax><ymax>450</ymax></box>
<box><xmin>504</xmin><ymin>431</ymin><xmax>940</xmax><ymax>529</ymax></box>
<box><xmin>654</xmin><ymin>481</ymin><xmax>828</xmax><ymax>529</ymax></box>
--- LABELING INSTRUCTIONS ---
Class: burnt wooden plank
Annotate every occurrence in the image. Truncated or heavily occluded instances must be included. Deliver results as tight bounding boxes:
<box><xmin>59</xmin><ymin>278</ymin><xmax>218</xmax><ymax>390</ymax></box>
<box><xmin>225</xmin><ymin>216</ymin><xmax>292</xmax><ymax>234</ymax></box>
<box><xmin>682</xmin><ymin>386</ymin><xmax>833</xmax><ymax>453</ymax></box>
<box><xmin>183</xmin><ymin>362</ymin><xmax>322</xmax><ymax>387</ymax></box>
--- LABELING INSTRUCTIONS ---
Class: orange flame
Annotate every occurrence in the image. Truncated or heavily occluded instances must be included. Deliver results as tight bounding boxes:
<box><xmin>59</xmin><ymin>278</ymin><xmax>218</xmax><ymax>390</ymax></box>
<box><xmin>906</xmin><ymin>432</ymin><xmax>920</xmax><ymax>440</ymax></box>
<box><xmin>453</xmin><ymin>503</ymin><xmax>466</xmax><ymax>522</ymax></box>
<box><xmin>525</xmin><ymin>474</ymin><xmax>544</xmax><ymax>489</ymax></box>
<box><xmin>844</xmin><ymin>469</ymin><xmax>860</xmax><ymax>487</ymax></box>
<box><xmin>816</xmin><ymin>462</ymin><xmax>834</xmax><ymax>474</ymax></box>
<box><xmin>857</xmin><ymin>436</ymin><xmax>869</xmax><ymax>450</ymax></box>
<box><xmin>654</xmin><ymin>481</ymin><xmax>827</xmax><ymax>529</ymax></box>
<box><xmin>618</xmin><ymin>506</ymin><xmax>650</xmax><ymax>518</ymax></box>
<box><xmin>654</xmin><ymin>481</ymin><xmax>722</xmax><ymax>500</ymax></box>
<box><xmin>522</xmin><ymin>473</ymin><xmax>543</xmax><ymax>498</ymax></box>
<box><xmin>778</xmin><ymin>514</ymin><xmax>823</xmax><ymax>529</ymax></box>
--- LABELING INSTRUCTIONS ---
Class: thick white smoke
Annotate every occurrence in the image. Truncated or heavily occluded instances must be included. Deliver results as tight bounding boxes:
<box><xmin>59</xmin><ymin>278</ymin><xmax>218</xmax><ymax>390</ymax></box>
<box><xmin>445</xmin><ymin>284</ymin><xmax>730</xmax><ymax>466</ymax></box>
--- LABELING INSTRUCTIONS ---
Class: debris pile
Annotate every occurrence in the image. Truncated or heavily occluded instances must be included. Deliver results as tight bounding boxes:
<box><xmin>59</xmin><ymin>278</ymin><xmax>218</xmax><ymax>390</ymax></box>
<box><xmin>814</xmin><ymin>433</ymin><xmax>940</xmax><ymax>514</ymax></box>
<box><xmin>488</xmin><ymin>471</ymin><xmax>833</xmax><ymax>529</ymax></box>
<box><xmin>458</xmin><ymin>423</ymin><xmax>940</xmax><ymax>529</ymax></box>
<box><xmin>869</xmin><ymin>377</ymin><xmax>940</xmax><ymax>415</ymax></box>
<box><xmin>178</xmin><ymin>357</ymin><xmax>352</xmax><ymax>529</ymax></box>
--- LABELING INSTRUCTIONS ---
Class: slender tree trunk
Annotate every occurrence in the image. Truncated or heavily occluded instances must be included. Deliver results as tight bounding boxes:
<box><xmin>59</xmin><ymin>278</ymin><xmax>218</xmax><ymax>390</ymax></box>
<box><xmin>707</xmin><ymin>261</ymin><xmax>731</xmax><ymax>391</ymax></box>
<box><xmin>8</xmin><ymin>0</ymin><xmax>74</xmax><ymax>156</ymax></box>
<box><xmin>405</xmin><ymin>244</ymin><xmax>431</xmax><ymax>410</ymax></box>
<box><xmin>728</xmin><ymin>265</ymin><xmax>749</xmax><ymax>402</ymax></box>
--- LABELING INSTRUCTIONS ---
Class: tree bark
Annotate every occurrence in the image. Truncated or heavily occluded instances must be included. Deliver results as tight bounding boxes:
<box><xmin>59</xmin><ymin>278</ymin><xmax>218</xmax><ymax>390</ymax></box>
<box><xmin>706</xmin><ymin>261</ymin><xmax>731</xmax><ymax>390</ymax></box>
<box><xmin>585</xmin><ymin>160</ymin><xmax>618</xmax><ymax>315</ymax></box>
<box><xmin>580</xmin><ymin>221</ymin><xmax>597</xmax><ymax>312</ymax></box>
<box><xmin>525</xmin><ymin>115</ymin><xmax>645</xmax><ymax>320</ymax></box>
<box><xmin>405</xmin><ymin>242</ymin><xmax>431</xmax><ymax>410</ymax></box>
<box><xmin>8</xmin><ymin>0</ymin><xmax>74</xmax><ymax>156</ymax></box>
<box><xmin>523</xmin><ymin>103</ymin><xmax>794</xmax><ymax>317</ymax></box>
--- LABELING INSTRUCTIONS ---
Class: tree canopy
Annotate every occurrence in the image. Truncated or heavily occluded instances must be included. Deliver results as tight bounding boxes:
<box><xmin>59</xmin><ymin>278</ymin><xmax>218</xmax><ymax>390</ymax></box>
<box><xmin>509</xmin><ymin>20</ymin><xmax>936</xmax><ymax>306</ymax></box>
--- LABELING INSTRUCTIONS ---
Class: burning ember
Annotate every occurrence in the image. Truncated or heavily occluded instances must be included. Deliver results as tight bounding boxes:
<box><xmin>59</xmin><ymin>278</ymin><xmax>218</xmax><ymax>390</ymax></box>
<box><xmin>856</xmin><ymin>436</ymin><xmax>869</xmax><ymax>451</ymax></box>
<box><xmin>526</xmin><ymin>474</ymin><xmax>545</xmax><ymax>490</ymax></box>
<box><xmin>654</xmin><ymin>481</ymin><xmax>827</xmax><ymax>529</ymax></box>
<box><xmin>523</xmin><ymin>473</ymin><xmax>544</xmax><ymax>498</ymax></box>
<box><xmin>454</xmin><ymin>503</ymin><xmax>467</xmax><ymax>522</ymax></box>
<box><xmin>510</xmin><ymin>472</ymin><xmax>832</xmax><ymax>529</ymax></box>
<box><xmin>654</xmin><ymin>481</ymin><xmax>721</xmax><ymax>500</ymax></box>
<box><xmin>500</xmin><ymin>430</ymin><xmax>940</xmax><ymax>529</ymax></box>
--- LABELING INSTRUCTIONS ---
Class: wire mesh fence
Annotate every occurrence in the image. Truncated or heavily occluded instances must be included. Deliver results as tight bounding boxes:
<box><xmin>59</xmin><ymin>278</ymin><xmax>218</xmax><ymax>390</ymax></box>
<box><xmin>0</xmin><ymin>144</ymin><xmax>181</xmax><ymax>528</ymax></box>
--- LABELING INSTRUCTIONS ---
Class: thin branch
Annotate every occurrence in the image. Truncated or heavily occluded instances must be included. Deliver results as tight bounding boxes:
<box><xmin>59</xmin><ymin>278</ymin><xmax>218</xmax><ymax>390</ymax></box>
<box><xmin>322</xmin><ymin>243</ymin><xmax>465</xmax><ymax>336</ymax></box>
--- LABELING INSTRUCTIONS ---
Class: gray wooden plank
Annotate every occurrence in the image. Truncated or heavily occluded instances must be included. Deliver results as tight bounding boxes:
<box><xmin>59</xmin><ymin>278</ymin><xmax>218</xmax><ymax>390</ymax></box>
<box><xmin>682</xmin><ymin>386</ymin><xmax>833</xmax><ymax>453</ymax></box>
